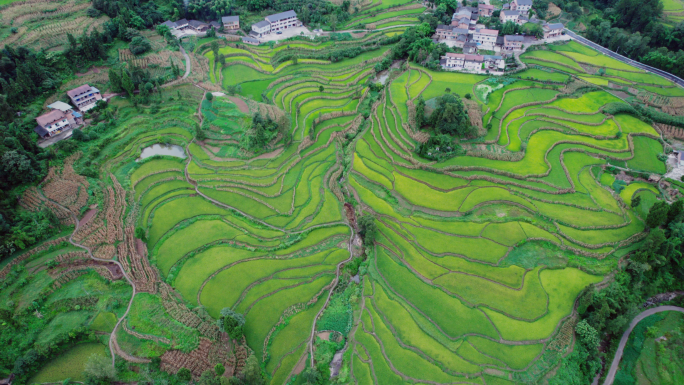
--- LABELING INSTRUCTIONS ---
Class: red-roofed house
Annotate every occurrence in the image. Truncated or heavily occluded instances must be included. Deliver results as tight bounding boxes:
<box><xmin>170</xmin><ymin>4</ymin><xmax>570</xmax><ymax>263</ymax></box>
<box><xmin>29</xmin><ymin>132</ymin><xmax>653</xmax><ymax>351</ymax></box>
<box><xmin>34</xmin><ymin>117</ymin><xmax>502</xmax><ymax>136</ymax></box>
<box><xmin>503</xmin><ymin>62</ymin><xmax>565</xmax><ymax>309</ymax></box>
<box><xmin>478</xmin><ymin>4</ymin><xmax>495</xmax><ymax>16</ymax></box>
<box><xmin>67</xmin><ymin>84</ymin><xmax>102</xmax><ymax>112</ymax></box>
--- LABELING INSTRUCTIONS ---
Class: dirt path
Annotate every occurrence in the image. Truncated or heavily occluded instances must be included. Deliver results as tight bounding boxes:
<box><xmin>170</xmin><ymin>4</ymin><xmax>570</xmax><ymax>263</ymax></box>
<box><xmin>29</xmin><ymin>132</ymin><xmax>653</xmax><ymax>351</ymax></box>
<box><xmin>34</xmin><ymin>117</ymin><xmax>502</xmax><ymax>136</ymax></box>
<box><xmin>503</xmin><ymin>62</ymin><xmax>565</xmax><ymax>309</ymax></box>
<box><xmin>602</xmin><ymin>305</ymin><xmax>684</xmax><ymax>385</ymax></box>
<box><xmin>40</xmin><ymin>193</ymin><xmax>148</xmax><ymax>366</ymax></box>
<box><xmin>179</xmin><ymin>45</ymin><xmax>191</xmax><ymax>80</ymax></box>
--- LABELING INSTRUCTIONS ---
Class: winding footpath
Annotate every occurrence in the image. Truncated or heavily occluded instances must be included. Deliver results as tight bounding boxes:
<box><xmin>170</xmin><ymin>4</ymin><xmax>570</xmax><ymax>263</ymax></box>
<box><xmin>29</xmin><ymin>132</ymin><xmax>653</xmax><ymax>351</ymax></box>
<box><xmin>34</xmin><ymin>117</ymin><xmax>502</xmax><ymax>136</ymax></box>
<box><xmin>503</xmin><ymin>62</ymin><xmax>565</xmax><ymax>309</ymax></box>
<box><xmin>565</xmin><ymin>30</ymin><xmax>684</xmax><ymax>88</ymax></box>
<box><xmin>179</xmin><ymin>44</ymin><xmax>191</xmax><ymax>80</ymax></box>
<box><xmin>602</xmin><ymin>305</ymin><xmax>684</xmax><ymax>385</ymax></box>
<box><xmin>41</xmin><ymin>195</ymin><xmax>148</xmax><ymax>366</ymax></box>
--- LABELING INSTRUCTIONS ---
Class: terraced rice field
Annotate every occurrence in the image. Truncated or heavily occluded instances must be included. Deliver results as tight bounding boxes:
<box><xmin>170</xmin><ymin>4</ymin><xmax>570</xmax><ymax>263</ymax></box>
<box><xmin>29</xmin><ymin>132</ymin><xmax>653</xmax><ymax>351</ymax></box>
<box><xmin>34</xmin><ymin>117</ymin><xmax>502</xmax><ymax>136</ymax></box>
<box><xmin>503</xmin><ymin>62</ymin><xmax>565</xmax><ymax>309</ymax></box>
<box><xmin>90</xmin><ymin>37</ymin><xmax>671</xmax><ymax>384</ymax></box>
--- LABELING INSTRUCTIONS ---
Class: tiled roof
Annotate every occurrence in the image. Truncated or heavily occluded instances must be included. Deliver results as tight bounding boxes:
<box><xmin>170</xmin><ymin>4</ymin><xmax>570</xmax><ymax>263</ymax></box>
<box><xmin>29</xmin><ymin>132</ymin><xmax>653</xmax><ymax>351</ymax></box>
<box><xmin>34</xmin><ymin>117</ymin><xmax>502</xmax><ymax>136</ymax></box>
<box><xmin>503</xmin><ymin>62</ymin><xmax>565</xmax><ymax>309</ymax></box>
<box><xmin>548</xmin><ymin>23</ymin><xmax>564</xmax><ymax>29</ymax></box>
<box><xmin>505</xmin><ymin>35</ymin><xmax>524</xmax><ymax>41</ymax></box>
<box><xmin>253</xmin><ymin>20</ymin><xmax>270</xmax><ymax>29</ymax></box>
<box><xmin>161</xmin><ymin>21</ymin><xmax>177</xmax><ymax>28</ymax></box>
<box><xmin>36</xmin><ymin>109</ymin><xmax>66</xmax><ymax>127</ymax></box>
<box><xmin>222</xmin><ymin>16</ymin><xmax>239</xmax><ymax>23</ymax></box>
<box><xmin>265</xmin><ymin>10</ymin><xmax>297</xmax><ymax>22</ymax></box>
<box><xmin>502</xmin><ymin>10</ymin><xmax>520</xmax><ymax>16</ymax></box>
<box><xmin>475</xmin><ymin>28</ymin><xmax>499</xmax><ymax>36</ymax></box>
<box><xmin>241</xmin><ymin>36</ymin><xmax>259</xmax><ymax>44</ymax></box>
<box><xmin>516</xmin><ymin>0</ymin><xmax>533</xmax><ymax>5</ymax></box>
<box><xmin>66</xmin><ymin>84</ymin><xmax>92</xmax><ymax>98</ymax></box>
<box><xmin>465</xmin><ymin>54</ymin><xmax>484</xmax><ymax>62</ymax></box>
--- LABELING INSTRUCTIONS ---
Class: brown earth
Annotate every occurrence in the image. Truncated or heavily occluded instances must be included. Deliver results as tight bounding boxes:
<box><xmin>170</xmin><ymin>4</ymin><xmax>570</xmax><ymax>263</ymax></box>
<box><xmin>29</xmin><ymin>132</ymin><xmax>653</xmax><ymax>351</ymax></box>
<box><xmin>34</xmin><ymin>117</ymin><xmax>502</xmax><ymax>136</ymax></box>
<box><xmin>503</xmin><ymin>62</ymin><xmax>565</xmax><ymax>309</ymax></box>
<box><xmin>227</xmin><ymin>96</ymin><xmax>249</xmax><ymax>113</ymax></box>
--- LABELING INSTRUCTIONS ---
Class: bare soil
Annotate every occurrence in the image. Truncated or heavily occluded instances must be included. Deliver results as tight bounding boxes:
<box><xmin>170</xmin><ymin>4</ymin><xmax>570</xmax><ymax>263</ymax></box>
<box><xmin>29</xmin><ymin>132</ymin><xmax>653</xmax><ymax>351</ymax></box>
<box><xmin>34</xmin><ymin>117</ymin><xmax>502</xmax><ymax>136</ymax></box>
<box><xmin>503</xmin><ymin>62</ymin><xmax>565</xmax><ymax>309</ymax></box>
<box><xmin>79</xmin><ymin>209</ymin><xmax>97</xmax><ymax>228</ymax></box>
<box><xmin>227</xmin><ymin>96</ymin><xmax>249</xmax><ymax>113</ymax></box>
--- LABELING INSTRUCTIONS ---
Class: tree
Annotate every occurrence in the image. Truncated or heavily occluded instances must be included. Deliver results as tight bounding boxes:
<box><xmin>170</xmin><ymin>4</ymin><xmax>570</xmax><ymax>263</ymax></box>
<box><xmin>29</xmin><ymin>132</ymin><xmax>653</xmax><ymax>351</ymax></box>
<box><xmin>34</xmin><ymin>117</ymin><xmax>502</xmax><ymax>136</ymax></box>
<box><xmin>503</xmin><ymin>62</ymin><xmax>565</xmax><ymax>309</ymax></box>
<box><xmin>211</xmin><ymin>41</ymin><xmax>220</xmax><ymax>62</ymax></box>
<box><xmin>429</xmin><ymin>93</ymin><xmax>478</xmax><ymax>138</ymax></box>
<box><xmin>83</xmin><ymin>354</ymin><xmax>117</xmax><ymax>383</ymax></box>
<box><xmin>319</xmin><ymin>85</ymin><xmax>324</xmax><ymax>92</ymax></box>
<box><xmin>215</xmin><ymin>363</ymin><xmax>225</xmax><ymax>377</ymax></box>
<box><xmin>630</xmin><ymin>195</ymin><xmax>641</xmax><ymax>208</ymax></box>
<box><xmin>575</xmin><ymin>320</ymin><xmax>600</xmax><ymax>351</ymax></box>
<box><xmin>122</xmin><ymin>70</ymin><xmax>135</xmax><ymax>97</ymax></box>
<box><xmin>129</xmin><ymin>36</ymin><xmax>151</xmax><ymax>55</ymax></box>
<box><xmin>219</xmin><ymin>308</ymin><xmax>245</xmax><ymax>340</ymax></box>
<box><xmin>238</xmin><ymin>354</ymin><xmax>264</xmax><ymax>385</ymax></box>
<box><xmin>135</xmin><ymin>227</ymin><xmax>146</xmax><ymax>241</ymax></box>
<box><xmin>108</xmin><ymin>69</ymin><xmax>122</xmax><ymax>92</ymax></box>
<box><xmin>668</xmin><ymin>199</ymin><xmax>683</xmax><ymax>223</ymax></box>
<box><xmin>198</xmin><ymin>370</ymin><xmax>220</xmax><ymax>385</ymax></box>
<box><xmin>328</xmin><ymin>13</ymin><xmax>339</xmax><ymax>31</ymax></box>
<box><xmin>177</xmin><ymin>368</ymin><xmax>192</xmax><ymax>381</ymax></box>
<box><xmin>646</xmin><ymin>201</ymin><xmax>669</xmax><ymax>228</ymax></box>
<box><xmin>302</xmin><ymin>367</ymin><xmax>321</xmax><ymax>384</ymax></box>
<box><xmin>1</xmin><ymin>151</ymin><xmax>37</xmax><ymax>187</ymax></box>
<box><xmin>206</xmin><ymin>92</ymin><xmax>214</xmax><ymax>101</ymax></box>
<box><xmin>358</xmin><ymin>214</ymin><xmax>377</xmax><ymax>247</ymax></box>
<box><xmin>415</xmin><ymin>95</ymin><xmax>426</xmax><ymax>128</ymax></box>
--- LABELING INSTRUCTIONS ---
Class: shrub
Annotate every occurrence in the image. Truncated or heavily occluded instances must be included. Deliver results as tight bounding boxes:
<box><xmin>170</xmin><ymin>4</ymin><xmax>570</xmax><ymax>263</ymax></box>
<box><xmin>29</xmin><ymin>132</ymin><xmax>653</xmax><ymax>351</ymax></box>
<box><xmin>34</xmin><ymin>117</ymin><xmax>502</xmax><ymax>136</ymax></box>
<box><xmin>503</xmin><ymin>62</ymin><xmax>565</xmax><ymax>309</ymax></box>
<box><xmin>177</xmin><ymin>368</ymin><xmax>192</xmax><ymax>381</ymax></box>
<box><xmin>129</xmin><ymin>37</ymin><xmax>151</xmax><ymax>55</ymax></box>
<box><xmin>218</xmin><ymin>308</ymin><xmax>245</xmax><ymax>340</ymax></box>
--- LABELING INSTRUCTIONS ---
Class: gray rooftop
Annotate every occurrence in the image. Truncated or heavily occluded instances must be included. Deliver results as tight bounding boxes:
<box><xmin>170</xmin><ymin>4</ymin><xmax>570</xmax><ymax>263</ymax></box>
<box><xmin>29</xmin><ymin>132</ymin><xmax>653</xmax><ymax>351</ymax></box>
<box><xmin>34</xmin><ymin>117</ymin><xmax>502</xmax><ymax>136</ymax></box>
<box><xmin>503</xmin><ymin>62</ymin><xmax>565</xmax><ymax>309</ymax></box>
<box><xmin>241</xmin><ymin>36</ymin><xmax>259</xmax><ymax>44</ymax></box>
<box><xmin>222</xmin><ymin>16</ymin><xmax>239</xmax><ymax>23</ymax></box>
<box><xmin>516</xmin><ymin>0</ymin><xmax>533</xmax><ymax>5</ymax></box>
<box><xmin>502</xmin><ymin>10</ymin><xmax>520</xmax><ymax>16</ymax></box>
<box><xmin>253</xmin><ymin>20</ymin><xmax>270</xmax><ymax>28</ymax></box>
<box><xmin>161</xmin><ymin>20</ymin><xmax>177</xmax><ymax>28</ymax></box>
<box><xmin>484</xmin><ymin>55</ymin><xmax>503</xmax><ymax>60</ymax></box>
<box><xmin>505</xmin><ymin>35</ymin><xmax>524</xmax><ymax>41</ymax></box>
<box><xmin>265</xmin><ymin>10</ymin><xmax>297</xmax><ymax>22</ymax></box>
<box><xmin>547</xmin><ymin>23</ymin><xmax>564</xmax><ymax>29</ymax></box>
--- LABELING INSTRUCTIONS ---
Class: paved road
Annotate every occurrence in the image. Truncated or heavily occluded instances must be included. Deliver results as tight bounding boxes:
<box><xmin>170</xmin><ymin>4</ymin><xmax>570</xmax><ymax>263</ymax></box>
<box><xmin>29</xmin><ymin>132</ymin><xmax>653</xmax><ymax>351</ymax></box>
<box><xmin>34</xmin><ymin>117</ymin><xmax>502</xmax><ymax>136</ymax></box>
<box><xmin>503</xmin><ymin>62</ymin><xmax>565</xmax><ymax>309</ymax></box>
<box><xmin>564</xmin><ymin>29</ymin><xmax>684</xmax><ymax>88</ymax></box>
<box><xmin>179</xmin><ymin>45</ymin><xmax>191</xmax><ymax>79</ymax></box>
<box><xmin>602</xmin><ymin>305</ymin><xmax>684</xmax><ymax>385</ymax></box>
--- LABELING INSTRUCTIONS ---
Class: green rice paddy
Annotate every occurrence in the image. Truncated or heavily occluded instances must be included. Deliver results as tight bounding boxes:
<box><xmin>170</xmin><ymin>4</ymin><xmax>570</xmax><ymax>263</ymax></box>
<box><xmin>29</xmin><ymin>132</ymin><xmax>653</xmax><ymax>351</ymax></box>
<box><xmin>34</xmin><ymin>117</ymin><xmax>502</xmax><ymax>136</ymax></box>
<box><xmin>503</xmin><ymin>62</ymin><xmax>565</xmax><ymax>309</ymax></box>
<box><xmin>83</xmin><ymin>35</ymin><xmax>672</xmax><ymax>384</ymax></box>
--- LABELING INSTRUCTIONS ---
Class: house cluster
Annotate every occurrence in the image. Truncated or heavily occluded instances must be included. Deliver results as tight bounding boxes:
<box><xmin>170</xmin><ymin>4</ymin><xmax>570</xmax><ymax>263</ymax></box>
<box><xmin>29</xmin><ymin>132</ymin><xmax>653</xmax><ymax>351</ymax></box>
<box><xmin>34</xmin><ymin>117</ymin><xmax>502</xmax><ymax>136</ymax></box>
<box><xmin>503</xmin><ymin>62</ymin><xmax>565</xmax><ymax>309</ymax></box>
<box><xmin>250</xmin><ymin>10</ymin><xmax>302</xmax><ymax>38</ymax></box>
<box><xmin>500</xmin><ymin>0</ymin><xmax>532</xmax><ymax>24</ymax></box>
<box><xmin>161</xmin><ymin>19</ymin><xmax>222</xmax><ymax>33</ymax></box>
<box><xmin>435</xmin><ymin>0</ymin><xmax>565</xmax><ymax>73</ymax></box>
<box><xmin>34</xmin><ymin>84</ymin><xmax>102</xmax><ymax>138</ymax></box>
<box><xmin>440</xmin><ymin>53</ymin><xmax>505</xmax><ymax>74</ymax></box>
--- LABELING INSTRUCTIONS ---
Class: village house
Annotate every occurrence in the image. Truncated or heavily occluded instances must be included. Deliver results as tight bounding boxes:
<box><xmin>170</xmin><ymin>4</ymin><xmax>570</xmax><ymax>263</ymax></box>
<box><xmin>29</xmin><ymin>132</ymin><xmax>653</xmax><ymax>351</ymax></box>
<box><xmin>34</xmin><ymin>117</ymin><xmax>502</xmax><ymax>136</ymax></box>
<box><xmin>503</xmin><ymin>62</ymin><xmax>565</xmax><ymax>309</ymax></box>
<box><xmin>434</xmin><ymin>25</ymin><xmax>469</xmax><ymax>41</ymax></box>
<box><xmin>34</xmin><ymin>101</ymin><xmax>82</xmax><ymax>138</ymax></box>
<box><xmin>483</xmin><ymin>55</ymin><xmax>505</xmax><ymax>71</ymax></box>
<box><xmin>503</xmin><ymin>35</ymin><xmax>524</xmax><ymax>50</ymax></box>
<box><xmin>478</xmin><ymin>4</ymin><xmax>495</xmax><ymax>16</ymax></box>
<box><xmin>440</xmin><ymin>53</ymin><xmax>485</xmax><ymax>71</ymax></box>
<box><xmin>451</xmin><ymin>7</ymin><xmax>479</xmax><ymax>28</ymax></box>
<box><xmin>251</xmin><ymin>10</ymin><xmax>301</xmax><ymax>37</ymax></box>
<box><xmin>510</xmin><ymin>0</ymin><xmax>533</xmax><ymax>14</ymax></box>
<box><xmin>222</xmin><ymin>16</ymin><xmax>240</xmax><ymax>30</ymax></box>
<box><xmin>543</xmin><ymin>22</ymin><xmax>564</xmax><ymax>38</ymax></box>
<box><xmin>161</xmin><ymin>19</ymin><xmax>219</xmax><ymax>33</ymax></box>
<box><xmin>67</xmin><ymin>84</ymin><xmax>102</xmax><ymax>112</ymax></box>
<box><xmin>472</xmin><ymin>28</ymin><xmax>499</xmax><ymax>46</ymax></box>
<box><xmin>241</xmin><ymin>36</ymin><xmax>260</xmax><ymax>46</ymax></box>
<box><xmin>500</xmin><ymin>10</ymin><xmax>524</xmax><ymax>24</ymax></box>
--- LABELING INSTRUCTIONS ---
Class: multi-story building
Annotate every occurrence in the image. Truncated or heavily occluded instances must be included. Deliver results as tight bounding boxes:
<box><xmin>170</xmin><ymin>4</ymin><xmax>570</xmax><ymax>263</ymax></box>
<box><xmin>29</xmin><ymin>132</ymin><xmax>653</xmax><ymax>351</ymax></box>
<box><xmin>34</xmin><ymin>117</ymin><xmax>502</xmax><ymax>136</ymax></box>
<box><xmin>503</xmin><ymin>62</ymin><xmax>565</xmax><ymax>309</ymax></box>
<box><xmin>472</xmin><ymin>28</ymin><xmax>499</xmax><ymax>45</ymax></box>
<box><xmin>483</xmin><ymin>55</ymin><xmax>505</xmax><ymax>71</ymax></box>
<box><xmin>222</xmin><ymin>16</ymin><xmax>240</xmax><ymax>30</ymax></box>
<box><xmin>251</xmin><ymin>10</ymin><xmax>301</xmax><ymax>37</ymax></box>
<box><xmin>265</xmin><ymin>10</ymin><xmax>301</xmax><ymax>32</ymax></box>
<box><xmin>34</xmin><ymin>101</ymin><xmax>82</xmax><ymax>138</ymax></box>
<box><xmin>441</xmin><ymin>53</ymin><xmax>485</xmax><ymax>71</ymax></box>
<box><xmin>503</xmin><ymin>35</ymin><xmax>524</xmax><ymax>50</ymax></box>
<box><xmin>251</xmin><ymin>20</ymin><xmax>271</xmax><ymax>37</ymax></box>
<box><xmin>543</xmin><ymin>22</ymin><xmax>564</xmax><ymax>38</ymax></box>
<box><xmin>434</xmin><ymin>25</ymin><xmax>469</xmax><ymax>40</ymax></box>
<box><xmin>511</xmin><ymin>0</ymin><xmax>533</xmax><ymax>14</ymax></box>
<box><xmin>500</xmin><ymin>10</ymin><xmax>521</xmax><ymax>24</ymax></box>
<box><xmin>478</xmin><ymin>4</ymin><xmax>495</xmax><ymax>16</ymax></box>
<box><xmin>67</xmin><ymin>84</ymin><xmax>102</xmax><ymax>112</ymax></box>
